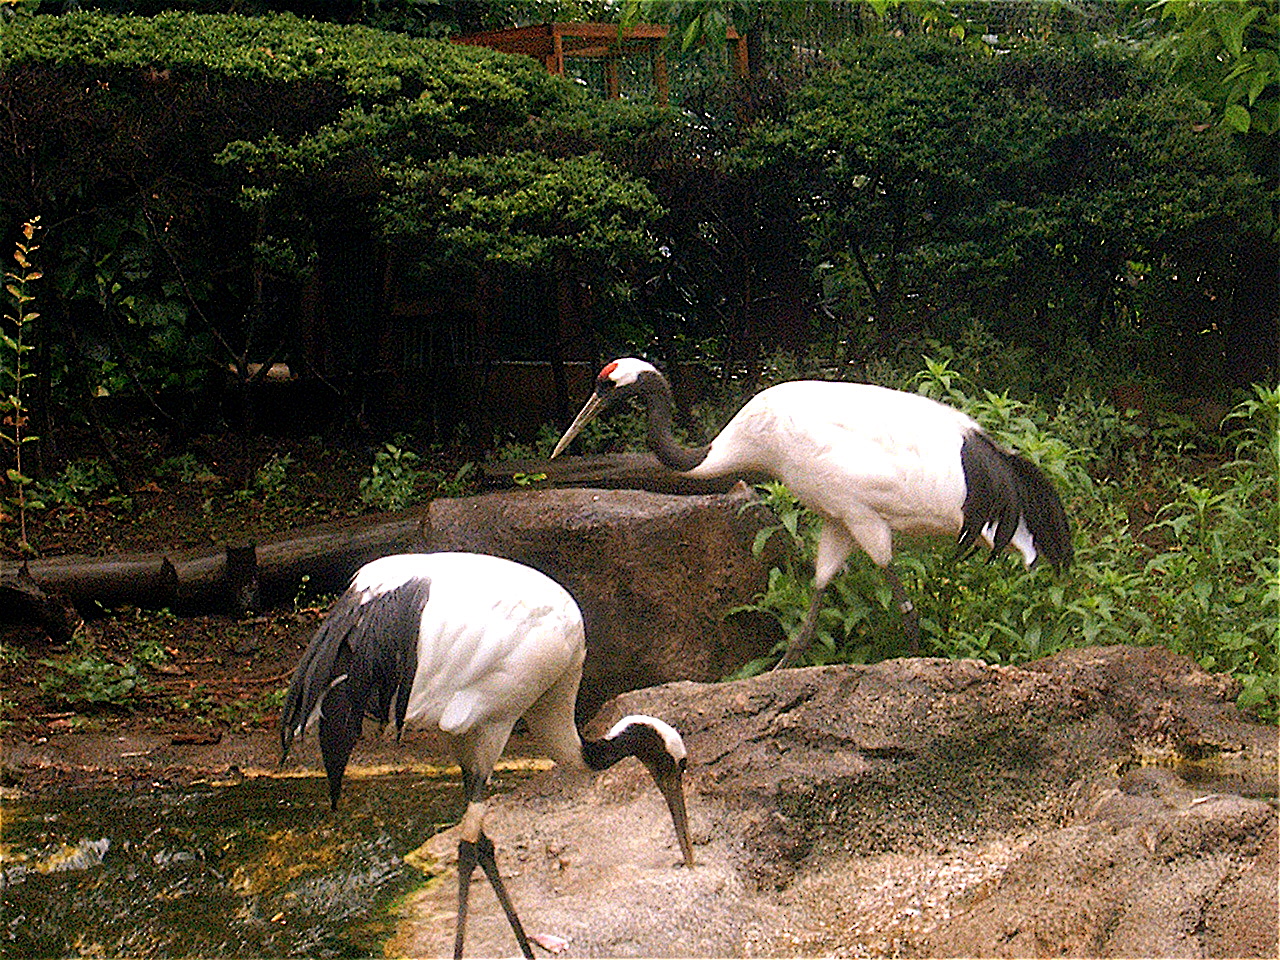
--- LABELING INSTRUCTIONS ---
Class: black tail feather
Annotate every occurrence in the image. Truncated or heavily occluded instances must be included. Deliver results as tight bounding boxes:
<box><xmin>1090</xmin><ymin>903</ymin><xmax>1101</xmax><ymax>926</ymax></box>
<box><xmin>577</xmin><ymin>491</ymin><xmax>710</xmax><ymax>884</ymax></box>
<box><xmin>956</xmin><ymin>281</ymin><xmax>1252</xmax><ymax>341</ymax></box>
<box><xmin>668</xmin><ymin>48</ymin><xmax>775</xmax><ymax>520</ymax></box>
<box><xmin>279</xmin><ymin>576</ymin><xmax>430</xmax><ymax>806</ymax></box>
<box><xmin>959</xmin><ymin>431</ymin><xmax>1072</xmax><ymax>568</ymax></box>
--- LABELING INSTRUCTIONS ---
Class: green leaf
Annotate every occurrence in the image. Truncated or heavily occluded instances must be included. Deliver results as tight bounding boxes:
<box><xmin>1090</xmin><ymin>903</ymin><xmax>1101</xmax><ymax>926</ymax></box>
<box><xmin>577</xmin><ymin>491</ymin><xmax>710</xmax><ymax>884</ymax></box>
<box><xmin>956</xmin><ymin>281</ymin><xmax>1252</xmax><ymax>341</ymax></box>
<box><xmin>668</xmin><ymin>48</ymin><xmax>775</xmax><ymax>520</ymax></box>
<box><xmin>1223</xmin><ymin>102</ymin><xmax>1252</xmax><ymax>132</ymax></box>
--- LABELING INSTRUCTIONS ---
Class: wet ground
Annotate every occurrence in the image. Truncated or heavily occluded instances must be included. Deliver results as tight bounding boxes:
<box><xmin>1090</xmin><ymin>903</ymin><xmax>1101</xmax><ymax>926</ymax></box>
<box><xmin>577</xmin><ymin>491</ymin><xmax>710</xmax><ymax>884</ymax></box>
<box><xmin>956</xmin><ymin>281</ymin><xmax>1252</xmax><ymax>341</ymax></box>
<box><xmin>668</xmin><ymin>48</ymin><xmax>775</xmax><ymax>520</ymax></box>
<box><xmin>2</xmin><ymin>737</ymin><xmax>532</xmax><ymax>959</ymax></box>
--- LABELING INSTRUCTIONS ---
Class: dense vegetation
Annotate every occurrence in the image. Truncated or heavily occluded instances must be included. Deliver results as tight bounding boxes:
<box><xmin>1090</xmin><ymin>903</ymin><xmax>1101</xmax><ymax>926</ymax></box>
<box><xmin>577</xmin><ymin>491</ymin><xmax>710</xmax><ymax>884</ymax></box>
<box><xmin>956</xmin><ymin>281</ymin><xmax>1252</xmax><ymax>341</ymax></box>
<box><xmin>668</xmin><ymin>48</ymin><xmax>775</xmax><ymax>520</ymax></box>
<box><xmin>2</xmin><ymin>1</ymin><xmax>1276</xmax><ymax>722</ymax></box>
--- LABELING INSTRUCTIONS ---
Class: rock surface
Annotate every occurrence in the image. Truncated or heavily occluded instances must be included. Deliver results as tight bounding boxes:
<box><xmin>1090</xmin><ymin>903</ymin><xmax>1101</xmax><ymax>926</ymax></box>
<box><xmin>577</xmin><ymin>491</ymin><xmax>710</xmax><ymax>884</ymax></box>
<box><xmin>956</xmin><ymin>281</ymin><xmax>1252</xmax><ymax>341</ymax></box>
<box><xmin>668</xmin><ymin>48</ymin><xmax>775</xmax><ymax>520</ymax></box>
<box><xmin>387</xmin><ymin>645</ymin><xmax>1277</xmax><ymax>959</ymax></box>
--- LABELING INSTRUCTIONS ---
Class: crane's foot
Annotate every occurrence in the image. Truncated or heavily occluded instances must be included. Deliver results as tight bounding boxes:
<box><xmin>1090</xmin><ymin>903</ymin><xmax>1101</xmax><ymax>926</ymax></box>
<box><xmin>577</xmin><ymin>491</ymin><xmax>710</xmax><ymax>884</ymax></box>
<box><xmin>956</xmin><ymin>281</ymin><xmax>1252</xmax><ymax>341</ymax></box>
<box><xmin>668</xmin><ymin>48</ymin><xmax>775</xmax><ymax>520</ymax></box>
<box><xmin>531</xmin><ymin>933</ymin><xmax>570</xmax><ymax>954</ymax></box>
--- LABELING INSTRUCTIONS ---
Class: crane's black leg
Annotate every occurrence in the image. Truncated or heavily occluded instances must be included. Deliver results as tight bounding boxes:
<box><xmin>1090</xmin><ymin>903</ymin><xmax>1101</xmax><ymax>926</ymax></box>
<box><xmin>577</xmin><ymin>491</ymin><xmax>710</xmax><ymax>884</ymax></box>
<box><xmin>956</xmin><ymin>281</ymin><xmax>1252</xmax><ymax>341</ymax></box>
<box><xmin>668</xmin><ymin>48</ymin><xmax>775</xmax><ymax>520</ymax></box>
<box><xmin>454</xmin><ymin>836</ymin><xmax>479</xmax><ymax>960</ymax></box>
<box><xmin>475</xmin><ymin>831</ymin><xmax>533</xmax><ymax>959</ymax></box>
<box><xmin>774</xmin><ymin>588</ymin><xmax>826</xmax><ymax>670</ymax></box>
<box><xmin>882</xmin><ymin>566</ymin><xmax>921</xmax><ymax>654</ymax></box>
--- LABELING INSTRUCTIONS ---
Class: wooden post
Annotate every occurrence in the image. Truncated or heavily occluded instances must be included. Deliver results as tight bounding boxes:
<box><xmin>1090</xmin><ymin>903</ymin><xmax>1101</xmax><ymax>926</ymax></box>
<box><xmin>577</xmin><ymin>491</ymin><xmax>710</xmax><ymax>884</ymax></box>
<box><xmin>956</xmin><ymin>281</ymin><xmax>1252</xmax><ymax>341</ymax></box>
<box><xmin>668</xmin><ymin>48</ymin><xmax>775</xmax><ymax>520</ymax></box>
<box><xmin>605</xmin><ymin>56</ymin><xmax>620</xmax><ymax>99</ymax></box>
<box><xmin>550</xmin><ymin>25</ymin><xmax>565</xmax><ymax>75</ymax></box>
<box><xmin>225</xmin><ymin>541</ymin><xmax>259</xmax><ymax>617</ymax></box>
<box><xmin>730</xmin><ymin>31</ymin><xmax>749</xmax><ymax>79</ymax></box>
<box><xmin>652</xmin><ymin>43</ymin><xmax>669</xmax><ymax>107</ymax></box>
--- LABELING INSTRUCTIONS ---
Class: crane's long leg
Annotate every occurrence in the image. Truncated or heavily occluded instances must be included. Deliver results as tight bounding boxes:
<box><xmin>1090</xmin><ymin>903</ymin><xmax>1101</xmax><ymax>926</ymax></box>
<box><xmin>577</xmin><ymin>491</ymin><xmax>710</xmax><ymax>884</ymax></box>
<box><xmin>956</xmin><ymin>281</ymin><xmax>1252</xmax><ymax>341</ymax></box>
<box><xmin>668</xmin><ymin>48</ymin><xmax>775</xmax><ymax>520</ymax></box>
<box><xmin>774</xmin><ymin>588</ymin><xmax>826</xmax><ymax>670</ymax></box>
<box><xmin>453</xmin><ymin>765</ymin><xmax>533</xmax><ymax>960</ymax></box>
<box><xmin>454</xmin><ymin>833</ymin><xmax>534</xmax><ymax>960</ymax></box>
<box><xmin>475</xmin><ymin>832</ymin><xmax>533</xmax><ymax>959</ymax></box>
<box><xmin>881</xmin><ymin>566</ymin><xmax>921</xmax><ymax>654</ymax></box>
<box><xmin>774</xmin><ymin>565</ymin><xmax>920</xmax><ymax>670</ymax></box>
<box><xmin>455</xmin><ymin>836</ymin><xmax>479</xmax><ymax>960</ymax></box>
<box><xmin>776</xmin><ymin>521</ymin><xmax>853</xmax><ymax>671</ymax></box>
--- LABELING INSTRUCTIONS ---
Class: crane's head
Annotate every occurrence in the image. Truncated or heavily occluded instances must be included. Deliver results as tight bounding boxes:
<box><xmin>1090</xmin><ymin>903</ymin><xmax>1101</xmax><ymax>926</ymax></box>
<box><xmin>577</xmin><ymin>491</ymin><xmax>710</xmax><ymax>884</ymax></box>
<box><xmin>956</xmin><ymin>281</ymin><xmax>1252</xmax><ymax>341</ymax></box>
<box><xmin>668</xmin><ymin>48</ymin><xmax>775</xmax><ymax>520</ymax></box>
<box><xmin>606</xmin><ymin>713</ymin><xmax>696</xmax><ymax>867</ymax></box>
<box><xmin>550</xmin><ymin>358</ymin><xmax>659</xmax><ymax>459</ymax></box>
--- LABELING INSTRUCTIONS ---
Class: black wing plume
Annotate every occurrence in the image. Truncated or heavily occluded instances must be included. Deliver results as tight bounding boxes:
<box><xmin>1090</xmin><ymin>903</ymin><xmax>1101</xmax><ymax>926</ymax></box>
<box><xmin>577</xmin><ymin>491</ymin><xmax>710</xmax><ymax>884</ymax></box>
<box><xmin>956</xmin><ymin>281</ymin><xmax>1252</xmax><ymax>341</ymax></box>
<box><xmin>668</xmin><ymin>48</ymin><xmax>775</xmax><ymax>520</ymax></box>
<box><xmin>958</xmin><ymin>431</ymin><xmax>1072</xmax><ymax>568</ymax></box>
<box><xmin>279</xmin><ymin>576</ymin><xmax>430</xmax><ymax>807</ymax></box>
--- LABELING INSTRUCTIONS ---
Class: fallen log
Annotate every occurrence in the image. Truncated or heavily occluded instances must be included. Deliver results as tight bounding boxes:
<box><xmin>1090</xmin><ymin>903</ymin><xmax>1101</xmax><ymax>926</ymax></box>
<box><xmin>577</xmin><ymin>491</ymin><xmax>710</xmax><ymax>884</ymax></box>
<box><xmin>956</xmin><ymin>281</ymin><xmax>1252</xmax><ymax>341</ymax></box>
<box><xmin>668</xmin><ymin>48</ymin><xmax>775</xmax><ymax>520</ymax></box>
<box><xmin>2</xmin><ymin>455</ymin><xmax>763</xmax><ymax>626</ymax></box>
<box><xmin>0</xmin><ymin>563</ymin><xmax>84</xmax><ymax>642</ymax></box>
<box><xmin>0</xmin><ymin>509</ymin><xmax>431</xmax><ymax>619</ymax></box>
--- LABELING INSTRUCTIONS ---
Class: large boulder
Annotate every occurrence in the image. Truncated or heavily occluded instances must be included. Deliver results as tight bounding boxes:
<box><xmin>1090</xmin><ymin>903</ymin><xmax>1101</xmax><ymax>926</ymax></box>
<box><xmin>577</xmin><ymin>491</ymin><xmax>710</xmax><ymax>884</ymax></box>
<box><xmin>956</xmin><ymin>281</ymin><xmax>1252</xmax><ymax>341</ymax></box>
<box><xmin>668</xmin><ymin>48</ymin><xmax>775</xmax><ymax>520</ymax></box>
<box><xmin>388</xmin><ymin>645</ymin><xmax>1277</xmax><ymax>958</ymax></box>
<box><xmin>423</xmin><ymin>485</ymin><xmax>783</xmax><ymax>718</ymax></box>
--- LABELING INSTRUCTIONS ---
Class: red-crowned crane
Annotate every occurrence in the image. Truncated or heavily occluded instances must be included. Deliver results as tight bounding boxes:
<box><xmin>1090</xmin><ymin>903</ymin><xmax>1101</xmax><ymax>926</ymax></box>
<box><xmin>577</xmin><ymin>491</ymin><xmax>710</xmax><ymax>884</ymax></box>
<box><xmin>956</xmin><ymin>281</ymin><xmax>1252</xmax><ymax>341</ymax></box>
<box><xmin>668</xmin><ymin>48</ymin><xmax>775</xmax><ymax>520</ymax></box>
<box><xmin>280</xmin><ymin>551</ymin><xmax>695</xmax><ymax>960</ymax></box>
<box><xmin>551</xmin><ymin>358</ymin><xmax>1072</xmax><ymax>668</ymax></box>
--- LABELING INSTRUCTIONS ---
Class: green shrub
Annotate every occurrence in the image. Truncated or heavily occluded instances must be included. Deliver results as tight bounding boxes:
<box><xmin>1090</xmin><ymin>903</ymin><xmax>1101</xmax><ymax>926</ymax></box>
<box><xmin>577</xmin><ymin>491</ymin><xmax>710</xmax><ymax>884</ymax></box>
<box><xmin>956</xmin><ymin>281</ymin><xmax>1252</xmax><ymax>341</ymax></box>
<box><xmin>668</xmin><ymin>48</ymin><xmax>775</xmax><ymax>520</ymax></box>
<box><xmin>31</xmin><ymin>458</ymin><xmax>119</xmax><ymax>508</ymax></box>
<box><xmin>358</xmin><ymin>442</ymin><xmax>476</xmax><ymax>511</ymax></box>
<box><xmin>39</xmin><ymin>648</ymin><xmax>148</xmax><ymax>709</ymax></box>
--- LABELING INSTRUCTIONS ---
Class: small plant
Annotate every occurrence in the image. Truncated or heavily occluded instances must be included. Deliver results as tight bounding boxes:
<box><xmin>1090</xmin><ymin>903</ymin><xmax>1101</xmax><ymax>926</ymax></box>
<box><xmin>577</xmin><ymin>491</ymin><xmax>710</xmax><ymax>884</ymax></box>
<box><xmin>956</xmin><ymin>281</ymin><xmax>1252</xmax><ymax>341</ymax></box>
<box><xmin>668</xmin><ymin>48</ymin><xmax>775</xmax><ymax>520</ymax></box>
<box><xmin>292</xmin><ymin>573</ymin><xmax>313</xmax><ymax>612</ymax></box>
<box><xmin>253</xmin><ymin>452</ymin><xmax>292</xmax><ymax>494</ymax></box>
<box><xmin>1</xmin><ymin>218</ymin><xmax>43</xmax><ymax>554</ymax></box>
<box><xmin>233</xmin><ymin>452</ymin><xmax>294</xmax><ymax>502</ymax></box>
<box><xmin>212</xmin><ymin>687</ymin><xmax>287</xmax><ymax>728</ymax></box>
<box><xmin>39</xmin><ymin>644</ymin><xmax>148</xmax><ymax>709</ymax></box>
<box><xmin>359</xmin><ymin>442</ymin><xmax>426</xmax><ymax>511</ymax></box>
<box><xmin>0</xmin><ymin>643</ymin><xmax>30</xmax><ymax>668</ymax></box>
<box><xmin>157</xmin><ymin>453</ymin><xmax>218</xmax><ymax>484</ymax></box>
<box><xmin>133</xmin><ymin>636</ymin><xmax>170</xmax><ymax>669</ymax></box>
<box><xmin>359</xmin><ymin>442</ymin><xmax>476</xmax><ymax>510</ymax></box>
<box><xmin>32</xmin><ymin>458</ymin><xmax>120</xmax><ymax>509</ymax></box>
<box><xmin>433</xmin><ymin>460</ymin><xmax>475</xmax><ymax>498</ymax></box>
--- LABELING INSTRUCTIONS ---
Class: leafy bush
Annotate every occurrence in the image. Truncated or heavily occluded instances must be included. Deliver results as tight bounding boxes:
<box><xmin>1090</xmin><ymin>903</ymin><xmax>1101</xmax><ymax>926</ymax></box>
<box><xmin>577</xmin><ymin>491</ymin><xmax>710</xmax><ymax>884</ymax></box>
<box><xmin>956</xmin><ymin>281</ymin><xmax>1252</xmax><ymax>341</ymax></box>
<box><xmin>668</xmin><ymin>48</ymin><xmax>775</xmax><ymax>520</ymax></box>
<box><xmin>358</xmin><ymin>442</ymin><xmax>475</xmax><ymax>511</ymax></box>
<box><xmin>2</xmin><ymin>12</ymin><xmax>669</xmax><ymax>437</ymax></box>
<box><xmin>30</xmin><ymin>458</ymin><xmax>119</xmax><ymax>508</ymax></box>
<box><xmin>734</xmin><ymin>358</ymin><xmax>1278</xmax><ymax>721</ymax></box>
<box><xmin>741</xmin><ymin>35</ymin><xmax>1267</xmax><ymax>389</ymax></box>
<box><xmin>39</xmin><ymin>647</ymin><xmax>148</xmax><ymax>709</ymax></box>
<box><xmin>359</xmin><ymin>442</ymin><xmax>426</xmax><ymax>511</ymax></box>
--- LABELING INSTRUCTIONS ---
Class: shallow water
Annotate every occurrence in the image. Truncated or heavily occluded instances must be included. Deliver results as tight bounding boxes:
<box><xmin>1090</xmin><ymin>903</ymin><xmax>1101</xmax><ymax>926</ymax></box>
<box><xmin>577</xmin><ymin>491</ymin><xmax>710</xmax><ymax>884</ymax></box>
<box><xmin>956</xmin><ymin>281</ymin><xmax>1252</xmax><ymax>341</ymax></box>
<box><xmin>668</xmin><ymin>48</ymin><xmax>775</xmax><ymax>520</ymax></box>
<box><xmin>1</xmin><ymin>768</ymin><xmax>514</xmax><ymax>958</ymax></box>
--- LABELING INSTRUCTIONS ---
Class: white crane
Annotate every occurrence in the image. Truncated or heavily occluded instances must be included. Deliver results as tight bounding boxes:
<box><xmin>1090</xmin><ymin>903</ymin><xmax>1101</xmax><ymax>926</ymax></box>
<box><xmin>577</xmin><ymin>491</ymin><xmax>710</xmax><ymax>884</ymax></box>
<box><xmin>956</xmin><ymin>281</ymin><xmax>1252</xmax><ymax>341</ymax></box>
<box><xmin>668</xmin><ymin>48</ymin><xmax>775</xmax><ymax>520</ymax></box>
<box><xmin>551</xmin><ymin>358</ymin><xmax>1072</xmax><ymax>668</ymax></box>
<box><xmin>280</xmin><ymin>552</ymin><xmax>695</xmax><ymax>960</ymax></box>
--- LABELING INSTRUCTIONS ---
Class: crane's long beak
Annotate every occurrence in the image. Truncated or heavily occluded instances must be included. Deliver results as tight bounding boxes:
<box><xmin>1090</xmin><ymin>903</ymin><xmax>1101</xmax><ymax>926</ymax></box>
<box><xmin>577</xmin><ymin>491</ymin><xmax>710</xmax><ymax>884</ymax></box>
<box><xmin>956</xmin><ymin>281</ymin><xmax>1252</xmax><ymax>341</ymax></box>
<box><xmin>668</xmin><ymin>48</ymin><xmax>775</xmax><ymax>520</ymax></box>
<box><xmin>551</xmin><ymin>392</ymin><xmax>607</xmax><ymax>459</ymax></box>
<box><xmin>654</xmin><ymin>766</ymin><xmax>696</xmax><ymax>867</ymax></box>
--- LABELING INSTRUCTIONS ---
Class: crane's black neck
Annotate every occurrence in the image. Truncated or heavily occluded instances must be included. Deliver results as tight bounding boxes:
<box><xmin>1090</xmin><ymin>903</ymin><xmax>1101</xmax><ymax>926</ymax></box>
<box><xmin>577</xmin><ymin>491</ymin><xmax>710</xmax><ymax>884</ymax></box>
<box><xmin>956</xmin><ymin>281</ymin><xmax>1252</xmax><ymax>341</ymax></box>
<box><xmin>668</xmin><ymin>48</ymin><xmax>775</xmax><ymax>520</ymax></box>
<box><xmin>580</xmin><ymin>721</ymin><xmax>671</xmax><ymax>773</ymax></box>
<box><xmin>633</xmin><ymin>370</ymin><xmax>710</xmax><ymax>472</ymax></box>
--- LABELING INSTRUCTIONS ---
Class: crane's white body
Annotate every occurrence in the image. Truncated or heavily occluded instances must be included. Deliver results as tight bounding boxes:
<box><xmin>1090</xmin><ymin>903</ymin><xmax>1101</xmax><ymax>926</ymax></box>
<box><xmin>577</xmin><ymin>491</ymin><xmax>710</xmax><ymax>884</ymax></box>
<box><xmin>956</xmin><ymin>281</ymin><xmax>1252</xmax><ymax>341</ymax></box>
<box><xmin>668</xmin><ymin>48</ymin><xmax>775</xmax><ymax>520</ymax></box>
<box><xmin>685</xmin><ymin>379</ymin><xmax>1034</xmax><ymax>584</ymax></box>
<box><xmin>320</xmin><ymin>553</ymin><xmax>589</xmax><ymax>780</ymax></box>
<box><xmin>693</xmin><ymin>382</ymin><xmax>973</xmax><ymax>548</ymax></box>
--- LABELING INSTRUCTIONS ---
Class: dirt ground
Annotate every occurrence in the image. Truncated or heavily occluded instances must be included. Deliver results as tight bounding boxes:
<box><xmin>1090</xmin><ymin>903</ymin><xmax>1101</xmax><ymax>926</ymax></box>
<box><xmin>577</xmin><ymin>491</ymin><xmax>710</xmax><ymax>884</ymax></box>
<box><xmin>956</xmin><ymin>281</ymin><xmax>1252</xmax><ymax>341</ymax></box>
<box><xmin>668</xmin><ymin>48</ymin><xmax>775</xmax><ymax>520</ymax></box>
<box><xmin>0</xmin><ymin>429</ymin><xmax>445</xmax><ymax>790</ymax></box>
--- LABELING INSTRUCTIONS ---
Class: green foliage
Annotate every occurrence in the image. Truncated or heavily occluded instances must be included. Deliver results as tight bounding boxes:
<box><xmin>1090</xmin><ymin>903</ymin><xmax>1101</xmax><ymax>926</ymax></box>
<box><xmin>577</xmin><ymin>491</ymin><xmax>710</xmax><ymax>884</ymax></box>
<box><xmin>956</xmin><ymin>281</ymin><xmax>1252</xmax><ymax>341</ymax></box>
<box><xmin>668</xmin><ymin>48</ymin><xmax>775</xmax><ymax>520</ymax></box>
<box><xmin>1143</xmin><ymin>383</ymin><xmax>1279</xmax><ymax>717</ymax></box>
<box><xmin>238</xmin><ymin>452</ymin><xmax>293</xmax><ymax>500</ymax></box>
<box><xmin>2</xmin><ymin>11</ymin><xmax>668</xmax><ymax>428</ymax></box>
<box><xmin>210</xmin><ymin>686</ymin><xmax>286</xmax><ymax>728</ymax></box>
<box><xmin>38</xmin><ymin>644</ymin><xmax>149</xmax><ymax>709</ymax></box>
<box><xmin>382</xmin><ymin>151</ymin><xmax>665</xmax><ymax>275</ymax></box>
<box><xmin>30</xmin><ymin>458</ymin><xmax>119</xmax><ymax>509</ymax></box>
<box><xmin>157</xmin><ymin>452</ymin><xmax>218</xmax><ymax>484</ymax></box>
<box><xmin>358</xmin><ymin>441</ymin><xmax>475</xmax><ymax>511</ymax></box>
<box><xmin>359</xmin><ymin>442</ymin><xmax>426</xmax><ymax>511</ymax></box>
<box><xmin>743</xmin><ymin>35</ymin><xmax>1264</xmax><ymax>386</ymax></box>
<box><xmin>734</xmin><ymin>358</ymin><xmax>1278</xmax><ymax>721</ymax></box>
<box><xmin>1148</xmin><ymin>0</ymin><xmax>1279</xmax><ymax>136</ymax></box>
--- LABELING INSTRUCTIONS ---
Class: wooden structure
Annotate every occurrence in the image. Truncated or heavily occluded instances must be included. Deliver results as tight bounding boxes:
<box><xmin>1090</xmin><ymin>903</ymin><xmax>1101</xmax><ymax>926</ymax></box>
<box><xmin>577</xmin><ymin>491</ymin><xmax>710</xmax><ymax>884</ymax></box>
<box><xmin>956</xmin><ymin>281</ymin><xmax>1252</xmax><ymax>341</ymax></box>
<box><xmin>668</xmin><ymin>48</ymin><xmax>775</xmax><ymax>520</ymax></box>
<box><xmin>453</xmin><ymin>22</ymin><xmax>748</xmax><ymax>106</ymax></box>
